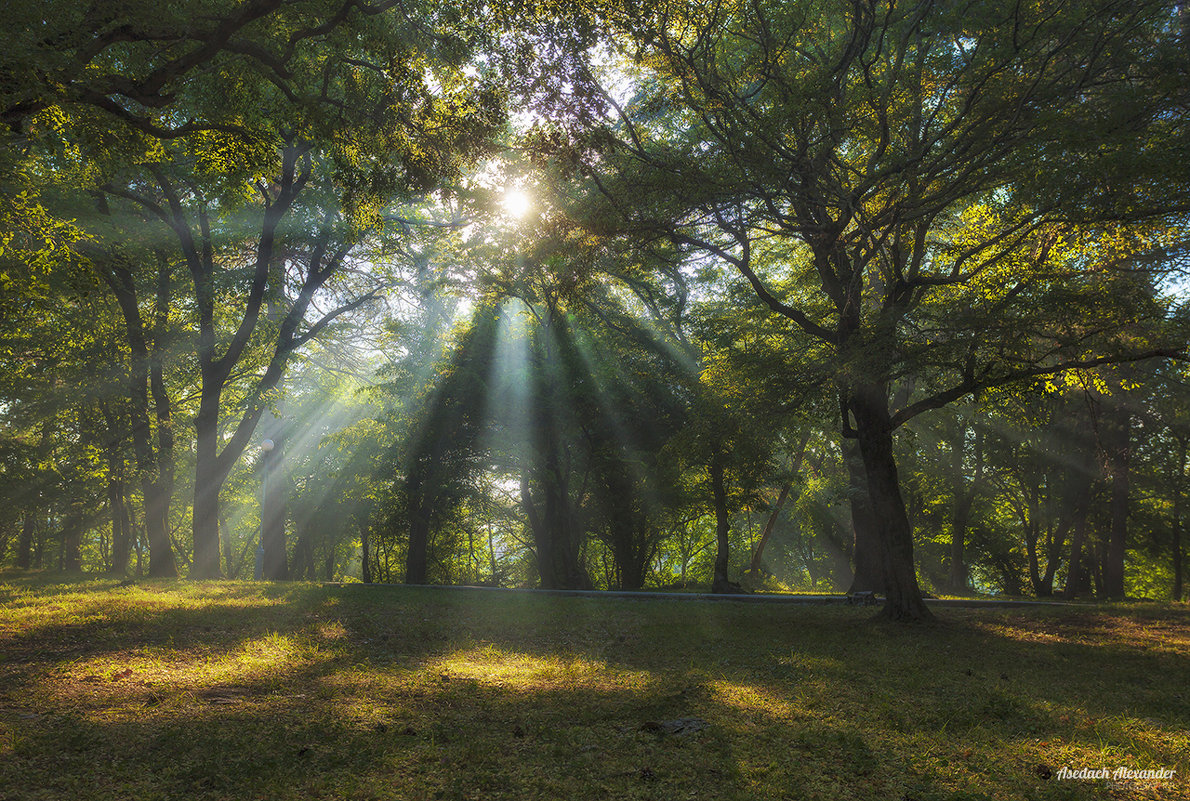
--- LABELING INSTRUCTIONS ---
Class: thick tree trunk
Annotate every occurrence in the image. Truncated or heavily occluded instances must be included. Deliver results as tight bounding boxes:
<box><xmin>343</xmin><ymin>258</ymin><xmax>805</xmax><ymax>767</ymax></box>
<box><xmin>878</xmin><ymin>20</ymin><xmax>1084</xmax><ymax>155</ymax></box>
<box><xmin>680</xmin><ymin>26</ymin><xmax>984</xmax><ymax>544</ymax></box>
<box><xmin>845</xmin><ymin>441</ymin><xmax>884</xmax><ymax>594</ymax></box>
<box><xmin>849</xmin><ymin>386</ymin><xmax>932</xmax><ymax>621</ymax></box>
<box><xmin>548</xmin><ymin>478</ymin><xmax>591</xmax><ymax>590</ymax></box>
<box><xmin>1039</xmin><ymin>541</ymin><xmax>1061</xmax><ymax>596</ymax></box>
<box><xmin>607</xmin><ymin>513</ymin><xmax>648</xmax><ymax>590</ymax></box>
<box><xmin>1102</xmin><ymin>406</ymin><xmax>1131</xmax><ymax>598</ymax></box>
<box><xmin>1091</xmin><ymin>547</ymin><xmax>1105</xmax><ymax>598</ymax></box>
<box><xmin>16</xmin><ymin>514</ymin><xmax>34</xmax><ymax>569</ymax></box>
<box><xmin>602</xmin><ymin>471</ymin><xmax>650</xmax><ymax>591</ymax></box>
<box><xmin>406</xmin><ymin>504</ymin><xmax>430</xmax><ymax>584</ymax></box>
<box><xmin>616</xmin><ymin>537</ymin><xmax>647</xmax><ymax>591</ymax></box>
<box><xmin>191</xmin><ymin>391</ymin><xmax>224</xmax><ymax>579</ymax></box>
<box><xmin>522</xmin><ymin>477</ymin><xmax>551</xmax><ymax>585</ymax></box>
<box><xmin>33</xmin><ymin>520</ymin><xmax>45</xmax><ymax>569</ymax></box>
<box><xmin>143</xmin><ymin>478</ymin><xmax>176</xmax><ymax>577</ymax></box>
<box><xmin>147</xmin><ymin>257</ymin><xmax>177</xmax><ymax>577</ymax></box>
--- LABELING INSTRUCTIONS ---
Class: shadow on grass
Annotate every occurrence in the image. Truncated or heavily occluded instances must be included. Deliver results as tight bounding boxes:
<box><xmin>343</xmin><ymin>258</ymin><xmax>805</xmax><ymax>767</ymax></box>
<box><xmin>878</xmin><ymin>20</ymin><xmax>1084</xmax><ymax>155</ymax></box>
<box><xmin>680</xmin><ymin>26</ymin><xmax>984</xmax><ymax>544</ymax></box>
<box><xmin>1</xmin><ymin>576</ymin><xmax>1188</xmax><ymax>800</ymax></box>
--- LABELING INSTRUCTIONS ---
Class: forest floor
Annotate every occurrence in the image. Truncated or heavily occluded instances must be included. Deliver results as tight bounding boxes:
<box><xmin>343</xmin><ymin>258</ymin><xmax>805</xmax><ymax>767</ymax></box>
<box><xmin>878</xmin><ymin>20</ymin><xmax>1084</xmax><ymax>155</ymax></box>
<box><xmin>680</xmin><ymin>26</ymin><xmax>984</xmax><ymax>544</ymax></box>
<box><xmin>0</xmin><ymin>574</ymin><xmax>1187</xmax><ymax>801</ymax></box>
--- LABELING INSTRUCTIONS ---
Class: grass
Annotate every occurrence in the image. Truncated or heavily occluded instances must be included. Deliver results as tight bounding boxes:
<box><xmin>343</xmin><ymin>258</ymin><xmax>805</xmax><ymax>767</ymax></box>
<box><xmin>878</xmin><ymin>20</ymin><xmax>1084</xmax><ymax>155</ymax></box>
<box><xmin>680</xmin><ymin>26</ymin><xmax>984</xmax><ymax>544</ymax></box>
<box><xmin>0</xmin><ymin>574</ymin><xmax>1187</xmax><ymax>801</ymax></box>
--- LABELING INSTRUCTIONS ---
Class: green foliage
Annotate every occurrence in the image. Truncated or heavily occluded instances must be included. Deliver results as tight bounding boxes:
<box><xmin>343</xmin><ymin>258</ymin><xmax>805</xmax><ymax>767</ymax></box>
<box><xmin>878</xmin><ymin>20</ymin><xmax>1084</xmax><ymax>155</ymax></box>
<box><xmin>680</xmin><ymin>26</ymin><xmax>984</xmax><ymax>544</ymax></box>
<box><xmin>2</xmin><ymin>0</ymin><xmax>1189</xmax><ymax>608</ymax></box>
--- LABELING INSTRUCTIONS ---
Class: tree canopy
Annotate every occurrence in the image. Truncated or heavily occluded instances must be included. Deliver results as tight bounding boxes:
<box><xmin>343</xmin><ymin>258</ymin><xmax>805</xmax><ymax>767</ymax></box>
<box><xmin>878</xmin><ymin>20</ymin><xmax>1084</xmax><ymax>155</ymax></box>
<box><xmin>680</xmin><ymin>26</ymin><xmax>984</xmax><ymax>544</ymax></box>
<box><xmin>2</xmin><ymin>0</ymin><xmax>1188</xmax><ymax>621</ymax></box>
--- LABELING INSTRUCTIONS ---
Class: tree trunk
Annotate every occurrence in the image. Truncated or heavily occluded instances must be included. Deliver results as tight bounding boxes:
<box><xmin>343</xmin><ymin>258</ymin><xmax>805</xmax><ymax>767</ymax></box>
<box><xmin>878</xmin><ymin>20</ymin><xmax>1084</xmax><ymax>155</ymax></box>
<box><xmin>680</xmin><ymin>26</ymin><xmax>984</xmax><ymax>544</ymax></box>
<box><xmin>1091</xmin><ymin>545</ymin><xmax>1105</xmax><ymax>598</ymax></box>
<box><xmin>147</xmin><ymin>255</ymin><xmax>178</xmax><ymax>577</ymax></box>
<box><xmin>1172</xmin><ymin>438</ymin><xmax>1186</xmax><ymax>601</ymax></box>
<box><xmin>948</xmin><ymin>425</ymin><xmax>980</xmax><ymax>593</ymax></box>
<box><xmin>616</xmin><ymin>537</ymin><xmax>647</xmax><ymax>590</ymax></box>
<box><xmin>1102</xmin><ymin>405</ymin><xmax>1131</xmax><ymax>598</ymax></box>
<box><xmin>1172</xmin><ymin>498</ymin><xmax>1183</xmax><ymax>602</ymax></box>
<box><xmin>608</xmin><ymin>517</ymin><xmax>647</xmax><ymax>590</ymax></box>
<box><xmin>406</xmin><ymin>504</ymin><xmax>430</xmax><ymax>584</ymax></box>
<box><xmin>1038</xmin><ymin>526</ymin><xmax>1061</xmax><ymax>597</ymax></box>
<box><xmin>710</xmin><ymin>449</ymin><xmax>738</xmax><ymax>593</ymax></box>
<box><xmin>849</xmin><ymin>386</ymin><xmax>932</xmax><ymax>621</ymax></box>
<box><xmin>749</xmin><ymin>480</ymin><xmax>791</xmax><ymax>575</ymax></box>
<box><xmin>1026</xmin><ymin>498</ymin><xmax>1044</xmax><ymax>596</ymax></box>
<box><xmin>290</xmin><ymin>523</ymin><xmax>315</xmax><ymax>581</ymax></box>
<box><xmin>324</xmin><ymin>545</ymin><xmax>337</xmax><ymax>581</ymax></box>
<box><xmin>949</xmin><ymin>489</ymin><xmax>974</xmax><ymax>593</ymax></box>
<box><xmin>107</xmin><ymin>468</ymin><xmax>132</xmax><ymax>575</ymax></box>
<box><xmin>1062</xmin><ymin>490</ymin><xmax>1092</xmax><ymax>599</ymax></box>
<box><xmin>487</xmin><ymin>521</ymin><xmax>499</xmax><ymax>583</ymax></box>
<box><xmin>1039</xmin><ymin>478</ymin><xmax>1084</xmax><ymax>597</ymax></box>
<box><xmin>16</xmin><ymin>514</ymin><xmax>35</xmax><ymax>569</ymax></box>
<box><xmin>549</xmin><ymin>475</ymin><xmax>591</xmax><ymax>590</ymax></box>
<box><xmin>749</xmin><ymin>430</ymin><xmax>811</xmax><ymax>574</ymax></box>
<box><xmin>360</xmin><ymin>520</ymin><xmax>372</xmax><ymax>584</ymax></box>
<box><xmin>260</xmin><ymin>434</ymin><xmax>288</xmax><ymax>581</ymax></box>
<box><xmin>603</xmin><ymin>471</ymin><xmax>648</xmax><ymax>590</ymax></box>
<box><xmin>522</xmin><ymin>476</ymin><xmax>551</xmax><ymax>585</ymax></box>
<box><xmin>191</xmin><ymin>390</ymin><xmax>224</xmax><ymax>579</ymax></box>
<box><xmin>845</xmin><ymin>440</ymin><xmax>884</xmax><ymax>594</ymax></box>
<box><xmin>143</xmin><ymin>478</ymin><xmax>176</xmax><ymax>577</ymax></box>
<box><xmin>100</xmin><ymin>251</ymin><xmax>178</xmax><ymax>578</ymax></box>
<box><xmin>523</xmin><ymin>455</ymin><xmax>591</xmax><ymax>590</ymax></box>
<box><xmin>33</xmin><ymin>517</ymin><xmax>46</xmax><ymax>569</ymax></box>
<box><xmin>61</xmin><ymin>507</ymin><xmax>83</xmax><ymax>572</ymax></box>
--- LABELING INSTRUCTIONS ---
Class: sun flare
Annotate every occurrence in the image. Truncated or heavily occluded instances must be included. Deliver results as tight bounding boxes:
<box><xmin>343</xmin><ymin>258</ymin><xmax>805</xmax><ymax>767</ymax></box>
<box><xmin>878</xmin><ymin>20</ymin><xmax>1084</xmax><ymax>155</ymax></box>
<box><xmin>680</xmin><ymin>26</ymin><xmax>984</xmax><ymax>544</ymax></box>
<box><xmin>503</xmin><ymin>189</ymin><xmax>531</xmax><ymax>218</ymax></box>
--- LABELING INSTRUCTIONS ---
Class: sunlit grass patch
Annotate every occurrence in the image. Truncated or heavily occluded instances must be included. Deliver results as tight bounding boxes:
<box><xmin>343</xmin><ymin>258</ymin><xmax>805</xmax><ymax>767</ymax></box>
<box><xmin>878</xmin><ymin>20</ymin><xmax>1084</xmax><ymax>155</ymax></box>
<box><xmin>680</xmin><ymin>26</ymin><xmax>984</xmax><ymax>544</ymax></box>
<box><xmin>22</xmin><ymin>630</ymin><xmax>338</xmax><ymax>727</ymax></box>
<box><xmin>428</xmin><ymin>644</ymin><xmax>654</xmax><ymax>692</ymax></box>
<box><xmin>708</xmin><ymin>678</ymin><xmax>798</xmax><ymax>720</ymax></box>
<box><xmin>960</xmin><ymin>605</ymin><xmax>1190</xmax><ymax>653</ymax></box>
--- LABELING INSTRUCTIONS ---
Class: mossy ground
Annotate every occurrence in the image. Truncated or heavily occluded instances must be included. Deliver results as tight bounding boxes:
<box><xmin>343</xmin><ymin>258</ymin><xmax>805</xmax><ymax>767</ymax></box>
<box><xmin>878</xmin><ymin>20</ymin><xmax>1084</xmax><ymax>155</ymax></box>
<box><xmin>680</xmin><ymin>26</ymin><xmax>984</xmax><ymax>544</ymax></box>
<box><xmin>1</xmin><ymin>574</ymin><xmax>1186</xmax><ymax>800</ymax></box>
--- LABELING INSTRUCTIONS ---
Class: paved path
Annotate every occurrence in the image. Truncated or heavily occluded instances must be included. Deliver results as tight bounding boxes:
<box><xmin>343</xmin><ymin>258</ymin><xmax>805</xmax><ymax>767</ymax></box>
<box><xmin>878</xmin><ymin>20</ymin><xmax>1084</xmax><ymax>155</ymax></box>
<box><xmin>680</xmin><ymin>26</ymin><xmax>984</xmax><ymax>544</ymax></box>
<box><xmin>324</xmin><ymin>582</ymin><xmax>1089</xmax><ymax>608</ymax></box>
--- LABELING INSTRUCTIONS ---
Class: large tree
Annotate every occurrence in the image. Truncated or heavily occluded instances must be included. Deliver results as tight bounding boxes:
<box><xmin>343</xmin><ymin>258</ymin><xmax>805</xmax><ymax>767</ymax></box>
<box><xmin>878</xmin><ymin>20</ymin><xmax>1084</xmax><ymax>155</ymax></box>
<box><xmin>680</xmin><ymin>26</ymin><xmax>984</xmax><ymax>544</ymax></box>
<box><xmin>538</xmin><ymin>0</ymin><xmax>1189</xmax><ymax>618</ymax></box>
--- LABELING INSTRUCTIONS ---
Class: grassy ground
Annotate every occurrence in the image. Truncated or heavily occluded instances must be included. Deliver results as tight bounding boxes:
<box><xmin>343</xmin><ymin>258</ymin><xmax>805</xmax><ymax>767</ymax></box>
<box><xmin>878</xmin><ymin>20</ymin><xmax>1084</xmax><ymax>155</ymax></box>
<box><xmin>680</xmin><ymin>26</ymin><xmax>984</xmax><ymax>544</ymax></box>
<box><xmin>0</xmin><ymin>575</ymin><xmax>1186</xmax><ymax>801</ymax></box>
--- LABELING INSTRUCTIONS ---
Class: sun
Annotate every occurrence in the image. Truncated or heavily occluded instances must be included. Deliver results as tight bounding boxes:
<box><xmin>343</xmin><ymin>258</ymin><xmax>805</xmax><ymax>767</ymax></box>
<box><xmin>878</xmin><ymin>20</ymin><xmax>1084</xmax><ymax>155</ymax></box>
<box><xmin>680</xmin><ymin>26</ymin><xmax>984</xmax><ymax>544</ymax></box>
<box><xmin>503</xmin><ymin>189</ymin><xmax>531</xmax><ymax>218</ymax></box>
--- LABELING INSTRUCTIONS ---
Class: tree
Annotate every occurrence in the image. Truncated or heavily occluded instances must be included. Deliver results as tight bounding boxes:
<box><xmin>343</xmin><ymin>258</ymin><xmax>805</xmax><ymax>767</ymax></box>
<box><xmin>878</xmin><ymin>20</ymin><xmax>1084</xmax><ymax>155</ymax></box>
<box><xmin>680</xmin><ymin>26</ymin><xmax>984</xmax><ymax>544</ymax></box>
<box><xmin>39</xmin><ymin>2</ymin><xmax>506</xmax><ymax>578</ymax></box>
<box><xmin>77</xmin><ymin>207</ymin><xmax>183</xmax><ymax>577</ymax></box>
<box><xmin>534</xmin><ymin>0</ymin><xmax>1189</xmax><ymax>618</ymax></box>
<box><xmin>399</xmin><ymin>308</ymin><xmax>496</xmax><ymax>584</ymax></box>
<box><xmin>1</xmin><ymin>0</ymin><xmax>414</xmax><ymax>143</ymax></box>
